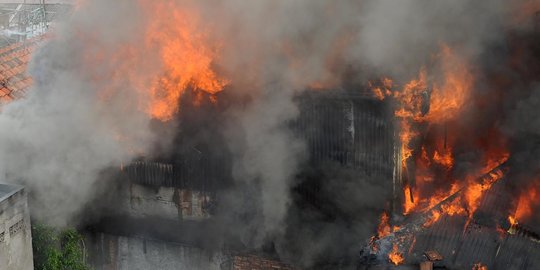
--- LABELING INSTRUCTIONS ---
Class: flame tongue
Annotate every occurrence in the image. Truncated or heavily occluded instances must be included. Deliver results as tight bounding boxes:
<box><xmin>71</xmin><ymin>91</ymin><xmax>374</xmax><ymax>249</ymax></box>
<box><xmin>367</xmin><ymin>43</ymin><xmax>513</xmax><ymax>259</ymax></box>
<box><xmin>509</xmin><ymin>179</ymin><xmax>540</xmax><ymax>225</ymax></box>
<box><xmin>371</xmin><ymin>44</ymin><xmax>511</xmax><ymax>224</ymax></box>
<box><xmin>140</xmin><ymin>0</ymin><xmax>228</xmax><ymax>121</ymax></box>
<box><xmin>388</xmin><ymin>243</ymin><xmax>404</xmax><ymax>265</ymax></box>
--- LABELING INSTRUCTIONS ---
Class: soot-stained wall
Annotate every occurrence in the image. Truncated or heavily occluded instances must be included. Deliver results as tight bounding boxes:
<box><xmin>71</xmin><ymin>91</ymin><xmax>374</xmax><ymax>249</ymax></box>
<box><xmin>294</xmin><ymin>91</ymin><xmax>395</xmax><ymax>179</ymax></box>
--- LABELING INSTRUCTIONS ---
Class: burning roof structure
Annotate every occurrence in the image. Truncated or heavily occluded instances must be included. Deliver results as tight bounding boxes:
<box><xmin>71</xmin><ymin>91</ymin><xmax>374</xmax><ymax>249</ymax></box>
<box><xmin>361</xmin><ymin>22</ymin><xmax>540</xmax><ymax>269</ymax></box>
<box><xmin>1</xmin><ymin>1</ymin><xmax>540</xmax><ymax>270</ymax></box>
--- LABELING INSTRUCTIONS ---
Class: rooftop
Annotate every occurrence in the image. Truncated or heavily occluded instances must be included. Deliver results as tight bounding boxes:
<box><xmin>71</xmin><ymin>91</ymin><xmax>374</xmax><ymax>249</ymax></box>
<box><xmin>0</xmin><ymin>36</ymin><xmax>41</xmax><ymax>103</ymax></box>
<box><xmin>0</xmin><ymin>183</ymin><xmax>23</xmax><ymax>202</ymax></box>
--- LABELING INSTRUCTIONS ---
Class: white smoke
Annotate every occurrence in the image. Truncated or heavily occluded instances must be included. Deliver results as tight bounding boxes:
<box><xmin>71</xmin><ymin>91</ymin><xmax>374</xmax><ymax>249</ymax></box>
<box><xmin>0</xmin><ymin>1</ymin><xmax>158</xmax><ymax>226</ymax></box>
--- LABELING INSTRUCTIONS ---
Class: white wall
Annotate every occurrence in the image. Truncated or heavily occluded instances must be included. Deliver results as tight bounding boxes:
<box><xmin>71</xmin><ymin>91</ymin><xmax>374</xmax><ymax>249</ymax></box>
<box><xmin>0</xmin><ymin>187</ymin><xmax>33</xmax><ymax>270</ymax></box>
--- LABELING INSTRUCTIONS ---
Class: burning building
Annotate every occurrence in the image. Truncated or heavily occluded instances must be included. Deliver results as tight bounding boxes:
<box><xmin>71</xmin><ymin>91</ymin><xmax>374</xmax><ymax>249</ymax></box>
<box><xmin>1</xmin><ymin>1</ymin><xmax>540</xmax><ymax>270</ymax></box>
<box><xmin>80</xmin><ymin>88</ymin><xmax>395</xmax><ymax>269</ymax></box>
<box><xmin>360</xmin><ymin>12</ymin><xmax>540</xmax><ymax>269</ymax></box>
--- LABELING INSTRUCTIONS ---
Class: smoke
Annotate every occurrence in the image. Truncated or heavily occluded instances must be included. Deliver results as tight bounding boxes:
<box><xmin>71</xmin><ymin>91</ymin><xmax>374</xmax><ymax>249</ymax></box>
<box><xmin>356</xmin><ymin>0</ymin><xmax>508</xmax><ymax>78</ymax></box>
<box><xmin>194</xmin><ymin>1</ymin><xmax>515</xmax><ymax>266</ymax></box>
<box><xmin>0</xmin><ymin>0</ymin><xmax>538</xmax><ymax>267</ymax></box>
<box><xmin>0</xmin><ymin>1</ymin><xmax>159</xmax><ymax>225</ymax></box>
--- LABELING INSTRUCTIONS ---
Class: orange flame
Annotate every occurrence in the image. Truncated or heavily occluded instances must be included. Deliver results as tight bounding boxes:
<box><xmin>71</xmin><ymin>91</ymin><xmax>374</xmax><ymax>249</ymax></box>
<box><xmin>433</xmin><ymin>149</ymin><xmax>454</xmax><ymax>169</ymax></box>
<box><xmin>141</xmin><ymin>0</ymin><xmax>228</xmax><ymax>121</ymax></box>
<box><xmin>423</xmin><ymin>210</ymin><xmax>442</xmax><ymax>227</ymax></box>
<box><xmin>423</xmin><ymin>184</ymin><xmax>466</xmax><ymax>227</ymax></box>
<box><xmin>370</xmin><ymin>77</ymin><xmax>394</xmax><ymax>100</ymax></box>
<box><xmin>512</xmin><ymin>180</ymin><xmax>540</xmax><ymax>223</ymax></box>
<box><xmin>473</xmin><ymin>263</ymin><xmax>488</xmax><ymax>270</ymax></box>
<box><xmin>463</xmin><ymin>154</ymin><xmax>508</xmax><ymax>222</ymax></box>
<box><xmin>388</xmin><ymin>243</ymin><xmax>404</xmax><ymax>265</ymax></box>
<box><xmin>508</xmin><ymin>215</ymin><xmax>518</xmax><ymax>227</ymax></box>
<box><xmin>424</xmin><ymin>45</ymin><xmax>473</xmax><ymax>123</ymax></box>
<box><xmin>377</xmin><ymin>212</ymin><xmax>391</xmax><ymax>238</ymax></box>
<box><xmin>403</xmin><ymin>185</ymin><xmax>416</xmax><ymax>215</ymax></box>
<box><xmin>390</xmin><ymin>44</ymin><xmax>510</xmax><ymax>220</ymax></box>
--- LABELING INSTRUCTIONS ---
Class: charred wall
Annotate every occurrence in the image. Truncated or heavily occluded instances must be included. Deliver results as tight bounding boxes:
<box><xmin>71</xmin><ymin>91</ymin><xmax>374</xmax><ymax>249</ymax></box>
<box><xmin>294</xmin><ymin>91</ymin><xmax>395</xmax><ymax>177</ymax></box>
<box><xmin>123</xmin><ymin>90</ymin><xmax>397</xmax><ymax>212</ymax></box>
<box><xmin>273</xmin><ymin>90</ymin><xmax>397</xmax><ymax>267</ymax></box>
<box><xmin>87</xmin><ymin>89</ymin><xmax>398</xmax><ymax>268</ymax></box>
<box><xmin>291</xmin><ymin>91</ymin><xmax>396</xmax><ymax>214</ymax></box>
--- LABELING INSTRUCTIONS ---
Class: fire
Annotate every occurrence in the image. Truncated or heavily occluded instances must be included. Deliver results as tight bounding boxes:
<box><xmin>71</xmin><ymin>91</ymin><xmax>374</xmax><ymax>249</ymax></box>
<box><xmin>395</xmin><ymin>69</ymin><xmax>428</xmax><ymax>120</ymax></box>
<box><xmin>473</xmin><ymin>263</ymin><xmax>488</xmax><ymax>270</ymax></box>
<box><xmin>464</xmin><ymin>183</ymin><xmax>488</xmax><ymax>219</ymax></box>
<box><xmin>370</xmin><ymin>43</ymin><xmax>513</xmax><ymax>231</ymax></box>
<box><xmin>388</xmin><ymin>243</ymin><xmax>404</xmax><ymax>265</ymax></box>
<box><xmin>380</xmin><ymin>46</ymin><xmax>474</xmax><ymax>215</ymax></box>
<box><xmin>508</xmin><ymin>215</ymin><xmax>518</xmax><ymax>226</ymax></box>
<box><xmin>512</xmin><ymin>180</ymin><xmax>540</xmax><ymax>223</ymax></box>
<box><xmin>433</xmin><ymin>149</ymin><xmax>453</xmax><ymax>169</ymax></box>
<box><xmin>424</xmin><ymin>45</ymin><xmax>473</xmax><ymax>123</ymax></box>
<box><xmin>141</xmin><ymin>0</ymin><xmax>228</xmax><ymax>121</ymax></box>
<box><xmin>383</xmin><ymin>44</ymin><xmax>510</xmax><ymax>221</ymax></box>
<box><xmin>403</xmin><ymin>185</ymin><xmax>416</xmax><ymax>214</ymax></box>
<box><xmin>423</xmin><ymin>185</ymin><xmax>466</xmax><ymax>227</ymax></box>
<box><xmin>371</xmin><ymin>212</ymin><xmax>403</xmax><ymax>254</ymax></box>
<box><xmin>426</xmin><ymin>183</ymin><xmax>460</xmax><ymax>210</ymax></box>
<box><xmin>423</xmin><ymin>210</ymin><xmax>441</xmax><ymax>227</ymax></box>
<box><xmin>463</xmin><ymin>155</ymin><xmax>508</xmax><ymax>221</ymax></box>
<box><xmin>370</xmin><ymin>77</ymin><xmax>393</xmax><ymax>100</ymax></box>
<box><xmin>377</xmin><ymin>212</ymin><xmax>391</xmax><ymax>238</ymax></box>
<box><xmin>516</xmin><ymin>189</ymin><xmax>536</xmax><ymax>220</ymax></box>
<box><xmin>85</xmin><ymin>1</ymin><xmax>229</xmax><ymax>121</ymax></box>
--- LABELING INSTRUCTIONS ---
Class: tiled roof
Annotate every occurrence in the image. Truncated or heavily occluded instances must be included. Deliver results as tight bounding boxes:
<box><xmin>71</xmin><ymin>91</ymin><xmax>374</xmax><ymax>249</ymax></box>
<box><xmin>0</xmin><ymin>37</ymin><xmax>42</xmax><ymax>104</ymax></box>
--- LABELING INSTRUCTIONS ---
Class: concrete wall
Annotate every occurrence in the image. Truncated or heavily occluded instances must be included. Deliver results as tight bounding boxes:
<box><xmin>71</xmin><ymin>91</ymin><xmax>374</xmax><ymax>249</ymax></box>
<box><xmin>0</xmin><ymin>185</ymin><xmax>33</xmax><ymax>270</ymax></box>
<box><xmin>85</xmin><ymin>232</ymin><xmax>224</xmax><ymax>270</ymax></box>
<box><xmin>115</xmin><ymin>182</ymin><xmax>211</xmax><ymax>221</ymax></box>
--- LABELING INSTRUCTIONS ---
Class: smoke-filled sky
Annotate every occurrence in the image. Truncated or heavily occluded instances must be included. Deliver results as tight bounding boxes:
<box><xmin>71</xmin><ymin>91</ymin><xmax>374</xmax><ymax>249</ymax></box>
<box><xmin>0</xmin><ymin>0</ymin><xmax>539</xmax><ymax>267</ymax></box>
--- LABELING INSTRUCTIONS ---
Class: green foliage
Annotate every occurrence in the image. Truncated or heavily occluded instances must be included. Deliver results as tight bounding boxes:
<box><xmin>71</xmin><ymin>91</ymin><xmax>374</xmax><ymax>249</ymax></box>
<box><xmin>32</xmin><ymin>223</ymin><xmax>90</xmax><ymax>270</ymax></box>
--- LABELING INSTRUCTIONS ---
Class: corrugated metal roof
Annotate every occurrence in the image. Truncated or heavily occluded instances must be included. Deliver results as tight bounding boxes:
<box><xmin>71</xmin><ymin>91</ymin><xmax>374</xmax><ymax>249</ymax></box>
<box><xmin>453</xmin><ymin>222</ymin><xmax>500</xmax><ymax>269</ymax></box>
<box><xmin>494</xmin><ymin>231</ymin><xmax>540</xmax><ymax>270</ymax></box>
<box><xmin>408</xmin><ymin>215</ymin><xmax>465</xmax><ymax>265</ymax></box>
<box><xmin>400</xmin><ymin>176</ymin><xmax>540</xmax><ymax>269</ymax></box>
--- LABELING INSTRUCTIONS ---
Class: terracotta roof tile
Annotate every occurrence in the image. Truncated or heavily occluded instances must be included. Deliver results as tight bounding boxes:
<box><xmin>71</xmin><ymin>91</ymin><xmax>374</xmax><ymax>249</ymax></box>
<box><xmin>0</xmin><ymin>36</ymin><xmax>43</xmax><ymax>104</ymax></box>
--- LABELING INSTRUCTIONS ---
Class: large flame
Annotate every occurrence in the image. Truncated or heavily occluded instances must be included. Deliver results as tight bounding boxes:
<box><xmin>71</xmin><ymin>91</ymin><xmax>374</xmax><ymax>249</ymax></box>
<box><xmin>371</xmin><ymin>44</ymin><xmax>510</xmax><ymax>225</ymax></box>
<box><xmin>423</xmin><ymin>45</ymin><xmax>473</xmax><ymax>123</ymax></box>
<box><xmin>515</xmin><ymin>188</ymin><xmax>538</xmax><ymax>221</ymax></box>
<box><xmin>140</xmin><ymin>0</ymin><xmax>228</xmax><ymax>121</ymax></box>
<box><xmin>510</xmin><ymin>179</ymin><xmax>540</xmax><ymax>224</ymax></box>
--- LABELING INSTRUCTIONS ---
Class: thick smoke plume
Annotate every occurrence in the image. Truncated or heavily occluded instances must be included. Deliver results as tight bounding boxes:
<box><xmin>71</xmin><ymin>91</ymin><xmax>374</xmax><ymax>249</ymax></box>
<box><xmin>0</xmin><ymin>0</ymin><xmax>538</xmax><ymax>267</ymax></box>
<box><xmin>0</xmin><ymin>2</ymin><xmax>160</xmax><ymax>225</ymax></box>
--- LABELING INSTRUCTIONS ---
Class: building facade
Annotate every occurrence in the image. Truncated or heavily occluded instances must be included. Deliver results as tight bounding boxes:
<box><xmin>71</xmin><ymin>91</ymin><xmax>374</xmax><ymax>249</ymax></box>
<box><xmin>0</xmin><ymin>183</ymin><xmax>33</xmax><ymax>270</ymax></box>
